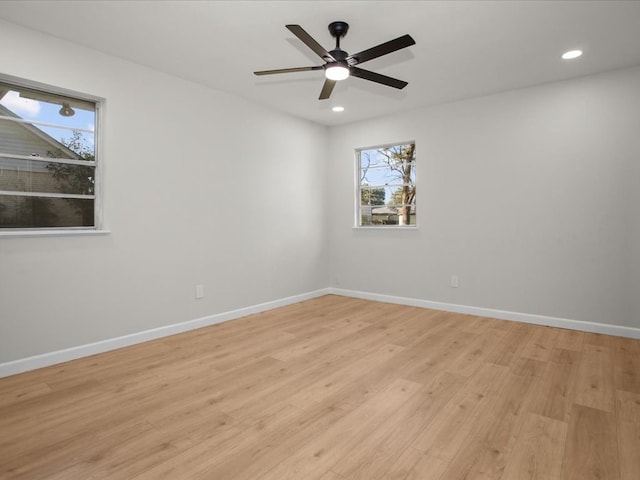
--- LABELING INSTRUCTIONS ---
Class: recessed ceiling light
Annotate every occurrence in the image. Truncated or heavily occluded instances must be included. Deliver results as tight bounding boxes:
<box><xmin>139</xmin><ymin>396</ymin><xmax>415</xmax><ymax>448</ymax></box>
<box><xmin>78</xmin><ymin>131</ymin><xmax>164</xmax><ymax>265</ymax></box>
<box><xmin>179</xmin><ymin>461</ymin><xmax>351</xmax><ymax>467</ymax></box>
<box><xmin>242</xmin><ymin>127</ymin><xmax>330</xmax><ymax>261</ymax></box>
<box><xmin>332</xmin><ymin>106</ymin><xmax>345</xmax><ymax>112</ymax></box>
<box><xmin>562</xmin><ymin>49</ymin><xmax>583</xmax><ymax>60</ymax></box>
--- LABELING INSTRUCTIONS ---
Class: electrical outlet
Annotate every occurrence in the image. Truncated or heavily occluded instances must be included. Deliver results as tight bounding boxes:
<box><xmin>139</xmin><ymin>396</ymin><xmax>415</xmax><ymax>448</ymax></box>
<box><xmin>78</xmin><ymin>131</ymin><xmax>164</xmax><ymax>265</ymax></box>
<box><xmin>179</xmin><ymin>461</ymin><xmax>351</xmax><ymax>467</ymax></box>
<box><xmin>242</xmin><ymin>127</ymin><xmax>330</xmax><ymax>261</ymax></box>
<box><xmin>195</xmin><ymin>284</ymin><xmax>204</xmax><ymax>299</ymax></box>
<box><xmin>450</xmin><ymin>275</ymin><xmax>459</xmax><ymax>288</ymax></box>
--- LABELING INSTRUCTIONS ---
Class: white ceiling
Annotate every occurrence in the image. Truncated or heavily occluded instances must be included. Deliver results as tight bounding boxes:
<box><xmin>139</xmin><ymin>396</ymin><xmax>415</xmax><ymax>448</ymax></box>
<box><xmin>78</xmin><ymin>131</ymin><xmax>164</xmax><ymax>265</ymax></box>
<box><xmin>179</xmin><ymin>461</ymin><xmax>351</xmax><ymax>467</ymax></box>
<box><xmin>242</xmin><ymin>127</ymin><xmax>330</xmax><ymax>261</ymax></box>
<box><xmin>1</xmin><ymin>1</ymin><xmax>640</xmax><ymax>126</ymax></box>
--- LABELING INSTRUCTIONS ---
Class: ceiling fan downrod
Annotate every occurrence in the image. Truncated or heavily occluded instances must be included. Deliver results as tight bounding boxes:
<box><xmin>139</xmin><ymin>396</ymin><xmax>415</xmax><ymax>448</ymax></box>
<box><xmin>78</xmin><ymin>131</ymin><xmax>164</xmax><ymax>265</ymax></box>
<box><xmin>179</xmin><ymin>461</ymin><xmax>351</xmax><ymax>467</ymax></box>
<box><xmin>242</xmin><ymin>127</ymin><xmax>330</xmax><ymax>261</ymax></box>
<box><xmin>328</xmin><ymin>21</ymin><xmax>349</xmax><ymax>49</ymax></box>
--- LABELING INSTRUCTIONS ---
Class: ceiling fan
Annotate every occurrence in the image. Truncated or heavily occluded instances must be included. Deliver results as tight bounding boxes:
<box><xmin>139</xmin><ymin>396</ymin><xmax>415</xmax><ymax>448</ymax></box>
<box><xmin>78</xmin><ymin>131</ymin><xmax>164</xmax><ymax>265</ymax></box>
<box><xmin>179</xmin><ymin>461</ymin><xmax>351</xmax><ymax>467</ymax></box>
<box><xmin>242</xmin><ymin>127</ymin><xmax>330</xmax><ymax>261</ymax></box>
<box><xmin>254</xmin><ymin>22</ymin><xmax>415</xmax><ymax>100</ymax></box>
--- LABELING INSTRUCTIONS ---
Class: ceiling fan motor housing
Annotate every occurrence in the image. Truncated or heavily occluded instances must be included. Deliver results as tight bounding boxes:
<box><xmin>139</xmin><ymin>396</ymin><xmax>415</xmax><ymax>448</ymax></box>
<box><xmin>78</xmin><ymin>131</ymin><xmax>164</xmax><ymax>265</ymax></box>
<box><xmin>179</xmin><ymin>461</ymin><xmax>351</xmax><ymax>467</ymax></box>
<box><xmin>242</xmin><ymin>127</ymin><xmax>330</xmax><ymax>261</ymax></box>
<box><xmin>329</xmin><ymin>49</ymin><xmax>348</xmax><ymax>61</ymax></box>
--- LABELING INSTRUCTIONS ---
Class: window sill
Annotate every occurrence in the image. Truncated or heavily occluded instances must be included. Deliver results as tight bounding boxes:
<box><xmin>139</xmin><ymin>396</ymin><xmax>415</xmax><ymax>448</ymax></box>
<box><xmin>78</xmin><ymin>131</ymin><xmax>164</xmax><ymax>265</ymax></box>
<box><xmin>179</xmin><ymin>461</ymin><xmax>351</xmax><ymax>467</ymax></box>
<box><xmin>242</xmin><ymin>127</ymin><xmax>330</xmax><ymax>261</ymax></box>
<box><xmin>0</xmin><ymin>229</ymin><xmax>111</xmax><ymax>238</ymax></box>
<box><xmin>353</xmin><ymin>226</ymin><xmax>418</xmax><ymax>230</ymax></box>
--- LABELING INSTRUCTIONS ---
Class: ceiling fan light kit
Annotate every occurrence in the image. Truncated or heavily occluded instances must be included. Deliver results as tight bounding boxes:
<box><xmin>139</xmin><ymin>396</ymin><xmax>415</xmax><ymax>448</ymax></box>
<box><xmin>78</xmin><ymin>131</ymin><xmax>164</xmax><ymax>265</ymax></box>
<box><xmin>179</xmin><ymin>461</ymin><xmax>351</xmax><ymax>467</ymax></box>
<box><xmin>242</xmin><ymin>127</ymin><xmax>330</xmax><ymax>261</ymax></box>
<box><xmin>254</xmin><ymin>21</ymin><xmax>415</xmax><ymax>100</ymax></box>
<box><xmin>325</xmin><ymin>64</ymin><xmax>349</xmax><ymax>81</ymax></box>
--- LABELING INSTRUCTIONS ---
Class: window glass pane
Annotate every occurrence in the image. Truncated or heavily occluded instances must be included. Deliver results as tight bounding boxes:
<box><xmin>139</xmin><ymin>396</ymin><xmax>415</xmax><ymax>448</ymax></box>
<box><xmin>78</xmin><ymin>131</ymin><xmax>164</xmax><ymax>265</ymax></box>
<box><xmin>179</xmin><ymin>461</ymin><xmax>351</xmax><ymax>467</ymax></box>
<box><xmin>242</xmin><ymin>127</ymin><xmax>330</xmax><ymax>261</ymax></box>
<box><xmin>386</xmin><ymin>185</ymin><xmax>416</xmax><ymax>207</ymax></box>
<box><xmin>360</xmin><ymin>203</ymin><xmax>372</xmax><ymax>226</ymax></box>
<box><xmin>368</xmin><ymin>204</ymin><xmax>399</xmax><ymax>225</ymax></box>
<box><xmin>0</xmin><ymin>156</ymin><xmax>95</xmax><ymax>195</ymax></box>
<box><xmin>360</xmin><ymin>148</ymin><xmax>416</xmax><ymax>168</ymax></box>
<box><xmin>360</xmin><ymin>186</ymin><xmax>416</xmax><ymax>207</ymax></box>
<box><xmin>362</xmin><ymin>166</ymin><xmax>402</xmax><ymax>187</ymax></box>
<box><xmin>361</xmin><ymin>165</ymin><xmax>415</xmax><ymax>187</ymax></box>
<box><xmin>360</xmin><ymin>186</ymin><xmax>387</xmax><ymax>206</ymax></box>
<box><xmin>0</xmin><ymin>195</ymin><xmax>94</xmax><ymax>228</ymax></box>
<box><xmin>0</xmin><ymin>118</ymin><xmax>94</xmax><ymax>160</ymax></box>
<box><xmin>360</xmin><ymin>150</ymin><xmax>389</xmax><ymax>169</ymax></box>
<box><xmin>359</xmin><ymin>204</ymin><xmax>416</xmax><ymax>226</ymax></box>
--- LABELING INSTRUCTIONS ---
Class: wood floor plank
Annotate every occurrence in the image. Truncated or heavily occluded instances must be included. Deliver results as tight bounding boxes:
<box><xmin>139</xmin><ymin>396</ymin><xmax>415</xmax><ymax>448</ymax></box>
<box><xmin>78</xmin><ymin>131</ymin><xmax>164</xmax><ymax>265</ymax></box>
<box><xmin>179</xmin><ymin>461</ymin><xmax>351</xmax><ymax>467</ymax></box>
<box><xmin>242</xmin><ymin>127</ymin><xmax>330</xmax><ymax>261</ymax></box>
<box><xmin>200</xmin><ymin>402</ymin><xmax>349</xmax><ymax>480</ymax></box>
<box><xmin>574</xmin><ymin>343</ymin><xmax>616</xmax><ymax>412</ymax></box>
<box><xmin>486</xmin><ymin>321</ymin><xmax>530</xmax><ymax>366</ymax></box>
<box><xmin>1</xmin><ymin>295</ymin><xmax>638</xmax><ymax>480</ymax></box>
<box><xmin>618</xmin><ymin>422</ymin><xmax>640</xmax><ymax>480</ymax></box>
<box><xmin>318</xmin><ymin>471</ymin><xmax>345</xmax><ymax>480</ymax></box>
<box><xmin>268</xmin><ymin>327</ymin><xmax>349</xmax><ymax>362</ymax></box>
<box><xmin>132</xmin><ymin>403</ymin><xmax>305</xmax><ymax>479</ymax></box>
<box><xmin>439</xmin><ymin>371</ymin><xmax>542</xmax><ymax>479</ymax></box>
<box><xmin>583</xmin><ymin>332</ymin><xmax>612</xmax><ymax>348</ymax></box>
<box><xmin>562</xmin><ymin>404</ymin><xmax>620</xmax><ymax>480</ymax></box>
<box><xmin>255</xmin><ymin>378</ymin><xmax>424</xmax><ymax>480</ymax></box>
<box><xmin>499</xmin><ymin>412</ymin><xmax>568</xmax><ymax>480</ymax></box>
<box><xmin>411</xmin><ymin>362</ymin><xmax>509</xmax><ymax>458</ymax></box>
<box><xmin>553</xmin><ymin>328</ymin><xmax>585</xmax><ymax>352</ymax></box>
<box><xmin>0</xmin><ymin>381</ymin><xmax>52</xmax><ymax>408</ymax></box>
<box><xmin>444</xmin><ymin>326</ymin><xmax>509</xmax><ymax>377</ymax></box>
<box><xmin>407</xmin><ymin>453</ymin><xmax>451</xmax><ymax>480</ymax></box>
<box><xmin>384</xmin><ymin>447</ymin><xmax>424</xmax><ymax>480</ymax></box>
<box><xmin>528</xmin><ymin>349</ymin><xmax>580</xmax><ymax>423</ymax></box>
<box><xmin>286</xmin><ymin>343</ymin><xmax>405</xmax><ymax>408</ymax></box>
<box><xmin>510</xmin><ymin>356</ymin><xmax>547</xmax><ymax>379</ymax></box>
<box><xmin>616</xmin><ymin>389</ymin><xmax>640</xmax><ymax>425</ymax></box>
<box><xmin>330</xmin><ymin>371</ymin><xmax>466</xmax><ymax>480</ymax></box>
<box><xmin>403</xmin><ymin>329</ymin><xmax>477</xmax><ymax>383</ymax></box>
<box><xmin>613</xmin><ymin>347</ymin><xmax>640</xmax><ymax>394</ymax></box>
<box><xmin>610</xmin><ymin>335</ymin><xmax>640</xmax><ymax>355</ymax></box>
<box><xmin>519</xmin><ymin>325</ymin><xmax>557</xmax><ymax>362</ymax></box>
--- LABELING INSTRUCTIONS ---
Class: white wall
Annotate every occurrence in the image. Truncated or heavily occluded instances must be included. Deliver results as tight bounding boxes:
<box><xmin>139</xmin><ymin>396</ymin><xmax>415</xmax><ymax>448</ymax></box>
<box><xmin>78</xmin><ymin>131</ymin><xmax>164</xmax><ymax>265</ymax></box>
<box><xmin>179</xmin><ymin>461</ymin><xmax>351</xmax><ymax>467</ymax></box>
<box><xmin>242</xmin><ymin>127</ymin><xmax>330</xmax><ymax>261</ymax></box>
<box><xmin>328</xmin><ymin>66</ymin><xmax>640</xmax><ymax>329</ymax></box>
<box><xmin>0</xmin><ymin>20</ymin><xmax>329</xmax><ymax>363</ymax></box>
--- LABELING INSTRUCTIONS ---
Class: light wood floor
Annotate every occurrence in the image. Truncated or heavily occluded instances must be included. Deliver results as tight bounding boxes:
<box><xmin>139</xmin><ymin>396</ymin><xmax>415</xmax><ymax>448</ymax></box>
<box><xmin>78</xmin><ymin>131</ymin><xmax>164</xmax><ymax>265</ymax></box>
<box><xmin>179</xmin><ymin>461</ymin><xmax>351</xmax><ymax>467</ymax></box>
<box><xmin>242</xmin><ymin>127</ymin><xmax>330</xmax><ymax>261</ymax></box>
<box><xmin>1</xmin><ymin>295</ymin><xmax>639</xmax><ymax>479</ymax></box>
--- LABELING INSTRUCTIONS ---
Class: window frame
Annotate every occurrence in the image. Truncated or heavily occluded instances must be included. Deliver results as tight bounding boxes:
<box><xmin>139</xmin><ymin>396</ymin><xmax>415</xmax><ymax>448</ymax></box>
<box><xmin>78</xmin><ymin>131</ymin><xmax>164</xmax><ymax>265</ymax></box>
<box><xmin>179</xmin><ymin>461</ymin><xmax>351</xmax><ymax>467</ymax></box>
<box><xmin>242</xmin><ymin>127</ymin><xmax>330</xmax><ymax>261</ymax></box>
<box><xmin>0</xmin><ymin>73</ymin><xmax>105</xmax><ymax>236</ymax></box>
<box><xmin>354</xmin><ymin>141</ymin><xmax>417</xmax><ymax>229</ymax></box>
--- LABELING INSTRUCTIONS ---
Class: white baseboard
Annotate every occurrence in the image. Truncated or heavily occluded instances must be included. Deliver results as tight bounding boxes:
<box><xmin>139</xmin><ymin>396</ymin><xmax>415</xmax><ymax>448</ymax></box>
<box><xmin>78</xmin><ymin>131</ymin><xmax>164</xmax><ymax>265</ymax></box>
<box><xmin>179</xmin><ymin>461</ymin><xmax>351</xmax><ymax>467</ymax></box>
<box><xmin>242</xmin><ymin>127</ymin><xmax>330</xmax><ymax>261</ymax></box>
<box><xmin>3</xmin><ymin>286</ymin><xmax>638</xmax><ymax>378</ymax></box>
<box><xmin>0</xmin><ymin>288</ymin><xmax>330</xmax><ymax>378</ymax></box>
<box><xmin>328</xmin><ymin>287</ymin><xmax>640</xmax><ymax>340</ymax></box>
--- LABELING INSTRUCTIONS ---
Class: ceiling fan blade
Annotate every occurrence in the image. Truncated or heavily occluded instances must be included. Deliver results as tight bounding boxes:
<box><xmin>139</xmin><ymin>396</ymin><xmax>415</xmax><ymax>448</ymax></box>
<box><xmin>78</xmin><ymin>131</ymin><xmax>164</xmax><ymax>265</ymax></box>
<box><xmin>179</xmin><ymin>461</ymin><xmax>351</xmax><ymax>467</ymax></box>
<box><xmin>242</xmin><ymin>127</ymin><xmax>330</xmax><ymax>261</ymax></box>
<box><xmin>254</xmin><ymin>66</ymin><xmax>324</xmax><ymax>76</ymax></box>
<box><xmin>319</xmin><ymin>78</ymin><xmax>337</xmax><ymax>100</ymax></box>
<box><xmin>286</xmin><ymin>24</ymin><xmax>335</xmax><ymax>61</ymax></box>
<box><xmin>349</xmin><ymin>67</ymin><xmax>408</xmax><ymax>89</ymax></box>
<box><xmin>346</xmin><ymin>34</ymin><xmax>415</xmax><ymax>65</ymax></box>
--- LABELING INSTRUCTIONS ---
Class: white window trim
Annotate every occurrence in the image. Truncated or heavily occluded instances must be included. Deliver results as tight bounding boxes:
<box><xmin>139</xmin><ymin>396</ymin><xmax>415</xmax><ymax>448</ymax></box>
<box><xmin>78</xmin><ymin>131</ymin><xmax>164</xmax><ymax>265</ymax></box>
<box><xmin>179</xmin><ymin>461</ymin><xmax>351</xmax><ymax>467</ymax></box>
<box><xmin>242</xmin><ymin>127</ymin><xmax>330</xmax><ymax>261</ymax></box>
<box><xmin>0</xmin><ymin>228</ymin><xmax>111</xmax><ymax>238</ymax></box>
<box><xmin>1</xmin><ymin>152</ymin><xmax>96</xmax><ymax>167</ymax></box>
<box><xmin>354</xmin><ymin>141</ymin><xmax>418</xmax><ymax>229</ymax></box>
<box><xmin>0</xmin><ymin>73</ymin><xmax>106</xmax><ymax>237</ymax></box>
<box><xmin>352</xmin><ymin>226</ymin><xmax>419</xmax><ymax>231</ymax></box>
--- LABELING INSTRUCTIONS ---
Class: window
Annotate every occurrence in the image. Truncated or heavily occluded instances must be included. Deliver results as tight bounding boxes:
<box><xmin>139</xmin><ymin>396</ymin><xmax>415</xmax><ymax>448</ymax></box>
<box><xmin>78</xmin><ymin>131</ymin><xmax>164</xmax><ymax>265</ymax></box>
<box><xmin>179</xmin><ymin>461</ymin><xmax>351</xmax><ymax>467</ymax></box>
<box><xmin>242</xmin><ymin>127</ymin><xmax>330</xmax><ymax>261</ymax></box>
<box><xmin>357</xmin><ymin>142</ymin><xmax>416</xmax><ymax>227</ymax></box>
<box><xmin>0</xmin><ymin>75</ymin><xmax>100</xmax><ymax>230</ymax></box>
